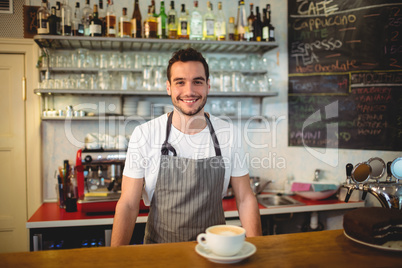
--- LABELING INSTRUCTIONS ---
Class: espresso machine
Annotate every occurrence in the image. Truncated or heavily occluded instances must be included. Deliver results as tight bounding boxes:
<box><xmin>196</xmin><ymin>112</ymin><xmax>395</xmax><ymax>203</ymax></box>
<box><xmin>75</xmin><ymin>148</ymin><xmax>131</xmax><ymax>213</ymax></box>
<box><xmin>342</xmin><ymin>157</ymin><xmax>402</xmax><ymax>210</ymax></box>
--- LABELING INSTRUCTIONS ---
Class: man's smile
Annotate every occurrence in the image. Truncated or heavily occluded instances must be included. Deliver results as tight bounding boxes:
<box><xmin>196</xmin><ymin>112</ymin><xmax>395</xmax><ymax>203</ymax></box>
<box><xmin>179</xmin><ymin>97</ymin><xmax>200</xmax><ymax>103</ymax></box>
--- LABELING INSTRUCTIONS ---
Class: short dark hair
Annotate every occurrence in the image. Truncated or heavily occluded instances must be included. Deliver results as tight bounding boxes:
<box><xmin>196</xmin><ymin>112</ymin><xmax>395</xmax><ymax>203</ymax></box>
<box><xmin>166</xmin><ymin>47</ymin><xmax>209</xmax><ymax>83</ymax></box>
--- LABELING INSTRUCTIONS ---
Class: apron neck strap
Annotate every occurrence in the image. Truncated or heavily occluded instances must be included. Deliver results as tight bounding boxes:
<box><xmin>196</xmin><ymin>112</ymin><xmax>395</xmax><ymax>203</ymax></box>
<box><xmin>161</xmin><ymin>112</ymin><xmax>177</xmax><ymax>156</ymax></box>
<box><xmin>205</xmin><ymin>113</ymin><xmax>222</xmax><ymax>157</ymax></box>
<box><xmin>161</xmin><ymin>112</ymin><xmax>222</xmax><ymax>157</ymax></box>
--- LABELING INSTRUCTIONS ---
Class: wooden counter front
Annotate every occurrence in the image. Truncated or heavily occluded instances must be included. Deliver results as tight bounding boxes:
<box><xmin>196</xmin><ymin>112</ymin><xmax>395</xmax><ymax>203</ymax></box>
<box><xmin>3</xmin><ymin>230</ymin><xmax>400</xmax><ymax>267</ymax></box>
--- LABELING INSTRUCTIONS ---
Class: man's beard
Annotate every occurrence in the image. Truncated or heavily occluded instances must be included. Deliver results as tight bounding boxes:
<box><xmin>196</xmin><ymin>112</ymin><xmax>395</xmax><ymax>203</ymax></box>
<box><xmin>171</xmin><ymin>95</ymin><xmax>207</xmax><ymax>116</ymax></box>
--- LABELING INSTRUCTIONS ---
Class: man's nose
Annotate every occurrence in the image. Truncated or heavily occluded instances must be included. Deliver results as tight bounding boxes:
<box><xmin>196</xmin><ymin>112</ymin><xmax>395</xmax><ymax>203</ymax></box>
<box><xmin>182</xmin><ymin>82</ymin><xmax>196</xmax><ymax>94</ymax></box>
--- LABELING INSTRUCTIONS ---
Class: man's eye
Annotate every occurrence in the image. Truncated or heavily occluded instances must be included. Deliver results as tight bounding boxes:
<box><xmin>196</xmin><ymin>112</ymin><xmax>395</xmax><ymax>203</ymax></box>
<box><xmin>194</xmin><ymin>81</ymin><xmax>203</xmax><ymax>85</ymax></box>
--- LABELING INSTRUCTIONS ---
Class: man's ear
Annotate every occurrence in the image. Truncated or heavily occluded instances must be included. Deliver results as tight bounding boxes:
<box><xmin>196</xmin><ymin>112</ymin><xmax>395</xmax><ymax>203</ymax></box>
<box><xmin>207</xmin><ymin>79</ymin><xmax>210</xmax><ymax>94</ymax></box>
<box><xmin>166</xmin><ymin>80</ymin><xmax>171</xmax><ymax>96</ymax></box>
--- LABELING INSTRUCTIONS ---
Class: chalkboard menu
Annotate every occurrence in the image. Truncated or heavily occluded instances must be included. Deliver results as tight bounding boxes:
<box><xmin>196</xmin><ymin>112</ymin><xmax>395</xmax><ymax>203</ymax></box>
<box><xmin>288</xmin><ymin>0</ymin><xmax>402</xmax><ymax>151</ymax></box>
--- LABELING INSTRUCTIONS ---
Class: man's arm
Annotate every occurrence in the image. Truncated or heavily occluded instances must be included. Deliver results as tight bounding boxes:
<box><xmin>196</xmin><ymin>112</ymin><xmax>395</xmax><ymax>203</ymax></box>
<box><xmin>230</xmin><ymin>174</ymin><xmax>262</xmax><ymax>236</ymax></box>
<box><xmin>111</xmin><ymin>175</ymin><xmax>144</xmax><ymax>247</ymax></box>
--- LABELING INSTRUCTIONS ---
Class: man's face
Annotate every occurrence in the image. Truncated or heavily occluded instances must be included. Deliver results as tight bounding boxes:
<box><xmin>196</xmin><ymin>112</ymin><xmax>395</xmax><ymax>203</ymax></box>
<box><xmin>167</xmin><ymin>61</ymin><xmax>210</xmax><ymax>117</ymax></box>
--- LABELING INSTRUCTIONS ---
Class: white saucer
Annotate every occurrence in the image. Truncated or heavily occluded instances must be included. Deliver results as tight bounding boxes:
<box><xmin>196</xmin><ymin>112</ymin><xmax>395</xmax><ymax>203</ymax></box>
<box><xmin>195</xmin><ymin>241</ymin><xmax>256</xmax><ymax>264</ymax></box>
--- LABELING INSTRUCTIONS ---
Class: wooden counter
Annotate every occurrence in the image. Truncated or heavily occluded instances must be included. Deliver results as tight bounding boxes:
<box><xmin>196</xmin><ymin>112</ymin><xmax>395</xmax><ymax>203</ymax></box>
<box><xmin>3</xmin><ymin>230</ymin><xmax>400</xmax><ymax>267</ymax></box>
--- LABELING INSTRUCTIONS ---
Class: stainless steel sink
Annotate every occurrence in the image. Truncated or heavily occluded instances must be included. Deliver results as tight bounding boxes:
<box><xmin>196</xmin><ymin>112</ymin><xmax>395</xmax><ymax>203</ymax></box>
<box><xmin>257</xmin><ymin>194</ymin><xmax>305</xmax><ymax>208</ymax></box>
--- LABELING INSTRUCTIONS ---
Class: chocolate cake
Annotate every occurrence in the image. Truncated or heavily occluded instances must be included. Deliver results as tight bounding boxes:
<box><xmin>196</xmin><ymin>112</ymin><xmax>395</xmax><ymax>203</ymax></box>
<box><xmin>343</xmin><ymin>207</ymin><xmax>402</xmax><ymax>245</ymax></box>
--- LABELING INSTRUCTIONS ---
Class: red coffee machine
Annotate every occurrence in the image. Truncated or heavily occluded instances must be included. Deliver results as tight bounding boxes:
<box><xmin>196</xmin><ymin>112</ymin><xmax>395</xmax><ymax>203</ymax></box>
<box><xmin>75</xmin><ymin>148</ymin><xmax>148</xmax><ymax>213</ymax></box>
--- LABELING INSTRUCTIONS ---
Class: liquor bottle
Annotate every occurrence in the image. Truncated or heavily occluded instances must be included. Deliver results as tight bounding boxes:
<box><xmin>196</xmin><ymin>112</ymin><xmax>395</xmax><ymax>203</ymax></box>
<box><xmin>236</xmin><ymin>0</ymin><xmax>247</xmax><ymax>41</ymax></box>
<box><xmin>106</xmin><ymin>0</ymin><xmax>116</xmax><ymax>37</ymax></box>
<box><xmin>189</xmin><ymin>0</ymin><xmax>202</xmax><ymax>40</ymax></box>
<box><xmin>119</xmin><ymin>7</ymin><xmax>131</xmax><ymax>38</ymax></box>
<box><xmin>252</xmin><ymin>6</ymin><xmax>262</xmax><ymax>41</ymax></box>
<box><xmin>262</xmin><ymin>8</ymin><xmax>268</xmax><ymax>41</ymax></box>
<box><xmin>72</xmin><ymin>2</ymin><xmax>84</xmax><ymax>36</ymax></box>
<box><xmin>203</xmin><ymin>1</ymin><xmax>215</xmax><ymax>40</ymax></box>
<box><xmin>82</xmin><ymin>0</ymin><xmax>92</xmax><ymax>36</ymax></box>
<box><xmin>131</xmin><ymin>0</ymin><xmax>142</xmax><ymax>38</ymax></box>
<box><xmin>157</xmin><ymin>1</ymin><xmax>168</xmax><ymax>39</ymax></box>
<box><xmin>267</xmin><ymin>4</ymin><xmax>275</xmax><ymax>42</ymax></box>
<box><xmin>89</xmin><ymin>4</ymin><xmax>102</xmax><ymax>37</ymax></box>
<box><xmin>37</xmin><ymin>0</ymin><xmax>50</xmax><ymax>35</ymax></box>
<box><xmin>56</xmin><ymin>1</ymin><xmax>62</xmax><ymax>35</ymax></box>
<box><xmin>61</xmin><ymin>0</ymin><xmax>72</xmax><ymax>36</ymax></box>
<box><xmin>177</xmin><ymin>4</ymin><xmax>189</xmax><ymax>39</ymax></box>
<box><xmin>144</xmin><ymin>5</ymin><xmax>157</xmax><ymax>38</ymax></box>
<box><xmin>247</xmin><ymin>3</ymin><xmax>255</xmax><ymax>41</ymax></box>
<box><xmin>99</xmin><ymin>0</ymin><xmax>106</xmax><ymax>36</ymax></box>
<box><xmin>167</xmin><ymin>1</ymin><xmax>177</xmax><ymax>39</ymax></box>
<box><xmin>151</xmin><ymin>0</ymin><xmax>157</xmax><ymax>17</ymax></box>
<box><xmin>233</xmin><ymin>2</ymin><xmax>240</xmax><ymax>41</ymax></box>
<box><xmin>214</xmin><ymin>1</ymin><xmax>226</xmax><ymax>41</ymax></box>
<box><xmin>228</xmin><ymin>17</ymin><xmax>235</xmax><ymax>41</ymax></box>
<box><xmin>48</xmin><ymin>6</ymin><xmax>58</xmax><ymax>35</ymax></box>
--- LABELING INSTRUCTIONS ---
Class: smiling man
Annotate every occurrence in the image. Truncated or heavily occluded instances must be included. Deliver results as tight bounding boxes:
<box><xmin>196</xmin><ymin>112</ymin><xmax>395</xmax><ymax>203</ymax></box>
<box><xmin>111</xmin><ymin>48</ymin><xmax>262</xmax><ymax>246</ymax></box>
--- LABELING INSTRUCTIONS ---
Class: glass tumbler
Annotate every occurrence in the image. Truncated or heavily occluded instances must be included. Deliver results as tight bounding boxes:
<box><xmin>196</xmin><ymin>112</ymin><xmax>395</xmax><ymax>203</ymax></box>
<box><xmin>99</xmin><ymin>52</ymin><xmax>110</xmax><ymax>69</ymax></box>
<box><xmin>220</xmin><ymin>72</ymin><xmax>232</xmax><ymax>92</ymax></box>
<box><xmin>76</xmin><ymin>48</ymin><xmax>88</xmax><ymax>68</ymax></box>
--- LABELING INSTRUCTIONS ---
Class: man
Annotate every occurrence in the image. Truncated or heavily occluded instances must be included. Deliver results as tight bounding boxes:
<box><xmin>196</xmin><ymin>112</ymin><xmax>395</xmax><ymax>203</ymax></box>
<box><xmin>111</xmin><ymin>48</ymin><xmax>261</xmax><ymax>245</ymax></box>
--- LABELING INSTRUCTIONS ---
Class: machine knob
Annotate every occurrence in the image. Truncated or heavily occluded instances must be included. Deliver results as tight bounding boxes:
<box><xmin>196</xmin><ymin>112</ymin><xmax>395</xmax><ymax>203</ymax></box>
<box><xmin>346</xmin><ymin>163</ymin><xmax>353</xmax><ymax>176</ymax></box>
<box><xmin>84</xmin><ymin>155</ymin><xmax>92</xmax><ymax>163</ymax></box>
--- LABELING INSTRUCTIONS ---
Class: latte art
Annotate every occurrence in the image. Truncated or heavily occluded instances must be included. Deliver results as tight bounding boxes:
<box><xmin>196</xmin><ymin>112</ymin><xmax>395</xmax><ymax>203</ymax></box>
<box><xmin>209</xmin><ymin>226</ymin><xmax>244</xmax><ymax>236</ymax></box>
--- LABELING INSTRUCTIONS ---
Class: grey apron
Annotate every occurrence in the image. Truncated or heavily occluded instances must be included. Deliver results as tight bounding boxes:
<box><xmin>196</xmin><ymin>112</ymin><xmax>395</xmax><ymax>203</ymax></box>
<box><xmin>144</xmin><ymin>112</ymin><xmax>226</xmax><ymax>244</ymax></box>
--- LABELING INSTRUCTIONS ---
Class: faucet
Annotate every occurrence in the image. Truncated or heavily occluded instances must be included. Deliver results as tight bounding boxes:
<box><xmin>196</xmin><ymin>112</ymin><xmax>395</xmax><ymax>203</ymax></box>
<box><xmin>341</xmin><ymin>157</ymin><xmax>402</xmax><ymax>210</ymax></box>
<box><xmin>250</xmin><ymin>177</ymin><xmax>272</xmax><ymax>195</ymax></box>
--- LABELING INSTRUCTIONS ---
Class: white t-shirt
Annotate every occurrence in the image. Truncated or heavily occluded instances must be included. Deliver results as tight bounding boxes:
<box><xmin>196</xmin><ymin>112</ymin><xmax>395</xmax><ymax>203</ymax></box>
<box><xmin>123</xmin><ymin>114</ymin><xmax>249</xmax><ymax>205</ymax></box>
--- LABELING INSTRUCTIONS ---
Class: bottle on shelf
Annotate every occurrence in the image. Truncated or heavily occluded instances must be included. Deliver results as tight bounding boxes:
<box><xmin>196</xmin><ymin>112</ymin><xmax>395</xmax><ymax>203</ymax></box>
<box><xmin>89</xmin><ymin>4</ymin><xmax>102</xmax><ymax>37</ymax></box>
<box><xmin>72</xmin><ymin>2</ymin><xmax>84</xmax><ymax>36</ymax></box>
<box><xmin>252</xmin><ymin>6</ymin><xmax>262</xmax><ymax>42</ymax></box>
<box><xmin>267</xmin><ymin>4</ymin><xmax>275</xmax><ymax>42</ymax></box>
<box><xmin>189</xmin><ymin>0</ymin><xmax>202</xmax><ymax>40</ymax></box>
<box><xmin>119</xmin><ymin>7</ymin><xmax>131</xmax><ymax>38</ymax></box>
<box><xmin>99</xmin><ymin>0</ymin><xmax>106</xmax><ymax>36</ymax></box>
<box><xmin>228</xmin><ymin>16</ymin><xmax>235</xmax><ymax>41</ymax></box>
<box><xmin>178</xmin><ymin>4</ymin><xmax>189</xmax><ymax>39</ymax></box>
<box><xmin>262</xmin><ymin>8</ymin><xmax>268</xmax><ymax>41</ymax></box>
<box><xmin>167</xmin><ymin>0</ymin><xmax>177</xmax><ymax>39</ymax></box>
<box><xmin>105</xmin><ymin>0</ymin><xmax>116</xmax><ymax>37</ymax></box>
<box><xmin>56</xmin><ymin>1</ymin><xmax>62</xmax><ymax>35</ymax></box>
<box><xmin>203</xmin><ymin>1</ymin><xmax>215</xmax><ymax>40</ymax></box>
<box><xmin>247</xmin><ymin>3</ymin><xmax>255</xmax><ymax>41</ymax></box>
<box><xmin>214</xmin><ymin>1</ymin><xmax>226</xmax><ymax>41</ymax></box>
<box><xmin>131</xmin><ymin>0</ymin><xmax>142</xmax><ymax>38</ymax></box>
<box><xmin>151</xmin><ymin>0</ymin><xmax>157</xmax><ymax>17</ymax></box>
<box><xmin>144</xmin><ymin>5</ymin><xmax>157</xmax><ymax>38</ymax></box>
<box><xmin>48</xmin><ymin>6</ymin><xmax>58</xmax><ymax>35</ymax></box>
<box><xmin>82</xmin><ymin>0</ymin><xmax>92</xmax><ymax>36</ymax></box>
<box><xmin>37</xmin><ymin>0</ymin><xmax>50</xmax><ymax>35</ymax></box>
<box><xmin>236</xmin><ymin>0</ymin><xmax>247</xmax><ymax>41</ymax></box>
<box><xmin>61</xmin><ymin>0</ymin><xmax>72</xmax><ymax>36</ymax></box>
<box><xmin>157</xmin><ymin>1</ymin><xmax>168</xmax><ymax>39</ymax></box>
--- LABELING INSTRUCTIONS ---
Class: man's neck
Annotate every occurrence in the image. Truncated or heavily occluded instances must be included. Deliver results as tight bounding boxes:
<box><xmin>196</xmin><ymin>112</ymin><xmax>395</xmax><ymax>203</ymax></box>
<box><xmin>171</xmin><ymin>110</ymin><xmax>207</xmax><ymax>135</ymax></box>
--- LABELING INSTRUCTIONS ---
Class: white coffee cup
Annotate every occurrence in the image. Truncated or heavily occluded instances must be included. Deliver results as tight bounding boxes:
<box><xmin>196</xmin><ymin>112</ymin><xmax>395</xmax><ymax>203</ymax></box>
<box><xmin>197</xmin><ymin>225</ymin><xmax>246</xmax><ymax>257</ymax></box>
